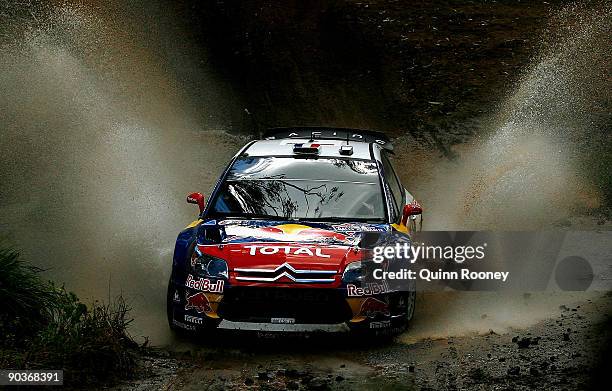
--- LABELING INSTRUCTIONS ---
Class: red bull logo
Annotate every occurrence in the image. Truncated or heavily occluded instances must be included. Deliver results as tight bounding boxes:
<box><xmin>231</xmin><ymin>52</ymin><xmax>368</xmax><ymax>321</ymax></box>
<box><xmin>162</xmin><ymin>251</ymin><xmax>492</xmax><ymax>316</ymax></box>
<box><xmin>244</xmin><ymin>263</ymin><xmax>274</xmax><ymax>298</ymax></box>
<box><xmin>347</xmin><ymin>283</ymin><xmax>388</xmax><ymax>297</ymax></box>
<box><xmin>225</xmin><ymin>223</ymin><xmax>351</xmax><ymax>244</ymax></box>
<box><xmin>185</xmin><ymin>292</ymin><xmax>212</xmax><ymax>313</ymax></box>
<box><xmin>359</xmin><ymin>297</ymin><xmax>390</xmax><ymax>318</ymax></box>
<box><xmin>186</xmin><ymin>274</ymin><xmax>224</xmax><ymax>293</ymax></box>
<box><xmin>260</xmin><ymin>224</ymin><xmax>348</xmax><ymax>242</ymax></box>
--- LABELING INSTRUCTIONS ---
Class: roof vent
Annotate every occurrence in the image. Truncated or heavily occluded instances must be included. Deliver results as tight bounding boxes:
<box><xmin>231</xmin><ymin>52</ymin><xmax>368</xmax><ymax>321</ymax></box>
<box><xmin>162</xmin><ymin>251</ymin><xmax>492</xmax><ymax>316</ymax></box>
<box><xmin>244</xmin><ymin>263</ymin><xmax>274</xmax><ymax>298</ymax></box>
<box><xmin>339</xmin><ymin>145</ymin><xmax>353</xmax><ymax>155</ymax></box>
<box><xmin>293</xmin><ymin>143</ymin><xmax>321</xmax><ymax>155</ymax></box>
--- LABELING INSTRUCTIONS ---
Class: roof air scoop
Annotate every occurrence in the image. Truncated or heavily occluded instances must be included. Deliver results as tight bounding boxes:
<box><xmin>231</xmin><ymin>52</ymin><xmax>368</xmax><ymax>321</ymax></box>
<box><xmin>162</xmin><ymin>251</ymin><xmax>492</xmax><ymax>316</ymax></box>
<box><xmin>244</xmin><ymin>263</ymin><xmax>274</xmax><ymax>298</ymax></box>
<box><xmin>293</xmin><ymin>143</ymin><xmax>321</xmax><ymax>155</ymax></box>
<box><xmin>339</xmin><ymin>145</ymin><xmax>353</xmax><ymax>155</ymax></box>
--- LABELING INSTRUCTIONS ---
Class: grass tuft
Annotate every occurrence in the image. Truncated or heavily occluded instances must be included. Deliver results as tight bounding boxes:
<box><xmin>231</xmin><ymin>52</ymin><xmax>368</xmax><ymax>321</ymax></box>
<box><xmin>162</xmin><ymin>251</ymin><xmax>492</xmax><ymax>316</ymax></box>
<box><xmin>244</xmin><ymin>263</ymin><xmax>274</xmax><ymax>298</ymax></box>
<box><xmin>0</xmin><ymin>246</ymin><xmax>139</xmax><ymax>385</ymax></box>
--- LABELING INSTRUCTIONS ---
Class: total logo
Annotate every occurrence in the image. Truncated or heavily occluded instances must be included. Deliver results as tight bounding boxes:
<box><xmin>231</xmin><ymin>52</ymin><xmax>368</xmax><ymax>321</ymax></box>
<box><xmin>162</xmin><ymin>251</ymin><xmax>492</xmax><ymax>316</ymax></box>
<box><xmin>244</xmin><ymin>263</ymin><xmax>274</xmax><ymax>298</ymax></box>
<box><xmin>244</xmin><ymin>245</ymin><xmax>331</xmax><ymax>258</ymax></box>
<box><xmin>346</xmin><ymin>283</ymin><xmax>388</xmax><ymax>297</ymax></box>
<box><xmin>186</xmin><ymin>274</ymin><xmax>224</xmax><ymax>293</ymax></box>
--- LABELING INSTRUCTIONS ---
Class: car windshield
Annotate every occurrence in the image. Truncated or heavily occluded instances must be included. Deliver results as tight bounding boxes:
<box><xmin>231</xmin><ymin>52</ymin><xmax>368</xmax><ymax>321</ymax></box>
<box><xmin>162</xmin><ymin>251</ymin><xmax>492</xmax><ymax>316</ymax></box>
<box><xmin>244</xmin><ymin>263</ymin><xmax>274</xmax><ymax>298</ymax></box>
<box><xmin>209</xmin><ymin>157</ymin><xmax>386</xmax><ymax>222</ymax></box>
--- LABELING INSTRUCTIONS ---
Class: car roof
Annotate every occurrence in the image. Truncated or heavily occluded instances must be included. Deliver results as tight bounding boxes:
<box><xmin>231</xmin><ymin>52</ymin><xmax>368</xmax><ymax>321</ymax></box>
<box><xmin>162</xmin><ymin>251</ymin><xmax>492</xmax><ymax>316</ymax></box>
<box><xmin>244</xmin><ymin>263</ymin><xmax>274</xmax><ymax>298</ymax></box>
<box><xmin>243</xmin><ymin>138</ymin><xmax>376</xmax><ymax>160</ymax></box>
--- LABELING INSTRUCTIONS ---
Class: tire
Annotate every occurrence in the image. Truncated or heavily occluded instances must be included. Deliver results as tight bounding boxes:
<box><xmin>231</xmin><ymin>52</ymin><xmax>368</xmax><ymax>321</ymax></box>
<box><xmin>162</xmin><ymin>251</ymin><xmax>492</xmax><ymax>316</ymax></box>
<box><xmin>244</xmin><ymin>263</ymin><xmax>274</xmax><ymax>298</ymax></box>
<box><xmin>394</xmin><ymin>289</ymin><xmax>416</xmax><ymax>331</ymax></box>
<box><xmin>166</xmin><ymin>277</ymin><xmax>179</xmax><ymax>332</ymax></box>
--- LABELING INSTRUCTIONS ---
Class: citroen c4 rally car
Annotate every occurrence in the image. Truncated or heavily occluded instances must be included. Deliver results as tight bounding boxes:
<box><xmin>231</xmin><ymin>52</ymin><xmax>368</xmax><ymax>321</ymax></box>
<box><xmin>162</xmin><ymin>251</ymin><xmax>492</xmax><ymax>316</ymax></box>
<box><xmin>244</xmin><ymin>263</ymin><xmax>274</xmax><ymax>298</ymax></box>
<box><xmin>167</xmin><ymin>127</ymin><xmax>423</xmax><ymax>335</ymax></box>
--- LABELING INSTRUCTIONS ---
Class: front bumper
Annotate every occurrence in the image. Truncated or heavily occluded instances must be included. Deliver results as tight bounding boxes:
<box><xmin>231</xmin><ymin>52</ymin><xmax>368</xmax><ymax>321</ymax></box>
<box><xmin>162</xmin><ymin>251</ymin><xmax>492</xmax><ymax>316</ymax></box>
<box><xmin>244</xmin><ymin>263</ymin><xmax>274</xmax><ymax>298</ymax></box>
<box><xmin>169</xmin><ymin>276</ymin><xmax>397</xmax><ymax>330</ymax></box>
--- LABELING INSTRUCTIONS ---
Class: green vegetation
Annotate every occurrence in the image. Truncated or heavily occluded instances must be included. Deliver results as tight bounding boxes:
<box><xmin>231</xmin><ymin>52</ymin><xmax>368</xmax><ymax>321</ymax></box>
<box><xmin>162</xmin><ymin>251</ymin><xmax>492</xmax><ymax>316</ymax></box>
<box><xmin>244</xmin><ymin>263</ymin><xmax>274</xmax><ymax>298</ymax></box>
<box><xmin>0</xmin><ymin>246</ymin><xmax>139</xmax><ymax>385</ymax></box>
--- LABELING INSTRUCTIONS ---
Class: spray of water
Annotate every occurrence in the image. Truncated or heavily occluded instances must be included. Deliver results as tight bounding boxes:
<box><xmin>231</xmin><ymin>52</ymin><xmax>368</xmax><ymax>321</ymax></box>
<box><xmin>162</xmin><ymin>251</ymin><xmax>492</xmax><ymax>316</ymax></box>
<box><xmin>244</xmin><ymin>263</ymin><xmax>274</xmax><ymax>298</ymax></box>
<box><xmin>398</xmin><ymin>2</ymin><xmax>610</xmax><ymax>231</ymax></box>
<box><xmin>0</xmin><ymin>1</ymin><xmax>244</xmax><ymax>344</ymax></box>
<box><xmin>395</xmin><ymin>2</ymin><xmax>611</xmax><ymax>340</ymax></box>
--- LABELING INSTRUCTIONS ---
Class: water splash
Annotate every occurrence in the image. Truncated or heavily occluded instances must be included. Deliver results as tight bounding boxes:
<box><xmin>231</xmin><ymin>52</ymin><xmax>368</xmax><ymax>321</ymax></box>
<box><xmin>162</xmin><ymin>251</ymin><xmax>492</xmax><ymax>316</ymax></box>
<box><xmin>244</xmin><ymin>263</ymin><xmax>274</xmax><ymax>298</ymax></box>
<box><xmin>395</xmin><ymin>2</ymin><xmax>610</xmax><ymax>341</ymax></box>
<box><xmin>400</xmin><ymin>2</ymin><xmax>611</xmax><ymax>230</ymax></box>
<box><xmin>0</xmin><ymin>1</ymin><xmax>243</xmax><ymax>344</ymax></box>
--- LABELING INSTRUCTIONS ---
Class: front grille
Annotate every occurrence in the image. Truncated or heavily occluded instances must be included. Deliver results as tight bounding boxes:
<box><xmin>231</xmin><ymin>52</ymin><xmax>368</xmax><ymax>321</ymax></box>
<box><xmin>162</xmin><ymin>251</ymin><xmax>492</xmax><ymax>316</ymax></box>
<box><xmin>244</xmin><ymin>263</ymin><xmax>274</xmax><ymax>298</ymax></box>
<box><xmin>234</xmin><ymin>262</ymin><xmax>337</xmax><ymax>283</ymax></box>
<box><xmin>218</xmin><ymin>287</ymin><xmax>352</xmax><ymax>324</ymax></box>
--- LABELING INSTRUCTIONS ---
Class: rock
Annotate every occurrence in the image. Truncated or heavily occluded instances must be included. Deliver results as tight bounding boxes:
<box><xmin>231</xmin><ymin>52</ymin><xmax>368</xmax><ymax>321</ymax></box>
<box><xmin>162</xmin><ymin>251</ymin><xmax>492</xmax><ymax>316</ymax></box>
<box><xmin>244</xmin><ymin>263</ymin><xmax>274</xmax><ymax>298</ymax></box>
<box><xmin>516</xmin><ymin>337</ymin><xmax>532</xmax><ymax>348</ymax></box>
<box><xmin>469</xmin><ymin>367</ymin><xmax>486</xmax><ymax>380</ymax></box>
<box><xmin>409</xmin><ymin>365</ymin><xmax>415</xmax><ymax>372</ymax></box>
<box><xmin>559</xmin><ymin>305</ymin><xmax>569</xmax><ymax>311</ymax></box>
<box><xmin>508</xmin><ymin>366</ymin><xmax>521</xmax><ymax>376</ymax></box>
<box><xmin>340</xmin><ymin>364</ymin><xmax>346</xmax><ymax>368</ymax></box>
<box><xmin>287</xmin><ymin>380</ymin><xmax>300</xmax><ymax>390</ymax></box>
<box><xmin>244</xmin><ymin>377</ymin><xmax>254</xmax><ymax>386</ymax></box>
<box><xmin>300</xmin><ymin>375</ymin><xmax>313</xmax><ymax>385</ymax></box>
<box><xmin>258</xmin><ymin>371</ymin><xmax>271</xmax><ymax>381</ymax></box>
<box><xmin>563</xmin><ymin>333</ymin><xmax>571</xmax><ymax>341</ymax></box>
<box><xmin>335</xmin><ymin>375</ymin><xmax>344</xmax><ymax>382</ymax></box>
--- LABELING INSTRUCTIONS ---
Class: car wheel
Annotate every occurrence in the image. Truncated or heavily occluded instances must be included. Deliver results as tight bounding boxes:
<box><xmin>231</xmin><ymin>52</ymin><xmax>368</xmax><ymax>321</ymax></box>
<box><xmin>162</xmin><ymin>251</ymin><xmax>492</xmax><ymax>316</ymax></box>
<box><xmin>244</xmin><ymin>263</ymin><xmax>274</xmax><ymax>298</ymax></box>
<box><xmin>396</xmin><ymin>289</ymin><xmax>416</xmax><ymax>328</ymax></box>
<box><xmin>166</xmin><ymin>278</ymin><xmax>179</xmax><ymax>332</ymax></box>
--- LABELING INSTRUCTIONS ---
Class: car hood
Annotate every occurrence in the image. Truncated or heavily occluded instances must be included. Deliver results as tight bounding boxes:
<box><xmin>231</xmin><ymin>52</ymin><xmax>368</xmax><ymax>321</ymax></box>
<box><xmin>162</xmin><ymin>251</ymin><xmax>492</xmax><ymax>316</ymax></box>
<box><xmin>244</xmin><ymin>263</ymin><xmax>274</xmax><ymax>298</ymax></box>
<box><xmin>195</xmin><ymin>219</ymin><xmax>390</xmax><ymax>273</ymax></box>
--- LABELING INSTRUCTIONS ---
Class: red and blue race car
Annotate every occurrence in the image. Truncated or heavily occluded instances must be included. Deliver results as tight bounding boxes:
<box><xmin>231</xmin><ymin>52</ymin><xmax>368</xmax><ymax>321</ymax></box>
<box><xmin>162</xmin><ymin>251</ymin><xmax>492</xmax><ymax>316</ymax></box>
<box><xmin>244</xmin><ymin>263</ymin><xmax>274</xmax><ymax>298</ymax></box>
<box><xmin>167</xmin><ymin>127</ymin><xmax>422</xmax><ymax>336</ymax></box>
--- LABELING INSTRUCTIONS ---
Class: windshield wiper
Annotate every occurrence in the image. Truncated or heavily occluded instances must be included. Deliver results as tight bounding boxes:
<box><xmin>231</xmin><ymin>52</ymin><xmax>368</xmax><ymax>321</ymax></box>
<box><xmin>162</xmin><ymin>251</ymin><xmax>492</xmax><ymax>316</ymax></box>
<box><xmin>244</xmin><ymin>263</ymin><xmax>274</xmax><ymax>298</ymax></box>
<box><xmin>212</xmin><ymin>212</ymin><xmax>285</xmax><ymax>220</ymax></box>
<box><xmin>295</xmin><ymin>217</ymin><xmax>385</xmax><ymax>223</ymax></box>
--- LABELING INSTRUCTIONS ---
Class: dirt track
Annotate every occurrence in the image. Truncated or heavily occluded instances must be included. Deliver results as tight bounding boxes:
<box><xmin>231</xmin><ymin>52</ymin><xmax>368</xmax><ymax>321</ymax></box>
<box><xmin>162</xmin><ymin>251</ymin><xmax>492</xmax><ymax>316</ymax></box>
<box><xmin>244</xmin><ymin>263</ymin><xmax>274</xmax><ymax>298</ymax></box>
<box><xmin>117</xmin><ymin>292</ymin><xmax>611</xmax><ymax>390</ymax></box>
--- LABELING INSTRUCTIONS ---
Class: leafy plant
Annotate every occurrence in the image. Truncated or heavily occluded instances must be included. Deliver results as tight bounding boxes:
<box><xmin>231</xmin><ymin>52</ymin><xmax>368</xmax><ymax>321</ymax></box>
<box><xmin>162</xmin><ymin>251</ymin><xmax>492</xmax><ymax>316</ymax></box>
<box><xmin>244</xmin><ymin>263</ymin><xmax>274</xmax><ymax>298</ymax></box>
<box><xmin>0</xmin><ymin>246</ymin><xmax>139</xmax><ymax>385</ymax></box>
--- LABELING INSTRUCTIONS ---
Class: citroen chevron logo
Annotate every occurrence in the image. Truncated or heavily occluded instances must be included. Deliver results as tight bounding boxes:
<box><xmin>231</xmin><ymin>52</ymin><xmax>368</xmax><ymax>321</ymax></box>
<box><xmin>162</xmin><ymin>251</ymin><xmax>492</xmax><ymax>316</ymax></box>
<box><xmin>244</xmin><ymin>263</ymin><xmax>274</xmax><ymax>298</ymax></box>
<box><xmin>234</xmin><ymin>262</ymin><xmax>337</xmax><ymax>283</ymax></box>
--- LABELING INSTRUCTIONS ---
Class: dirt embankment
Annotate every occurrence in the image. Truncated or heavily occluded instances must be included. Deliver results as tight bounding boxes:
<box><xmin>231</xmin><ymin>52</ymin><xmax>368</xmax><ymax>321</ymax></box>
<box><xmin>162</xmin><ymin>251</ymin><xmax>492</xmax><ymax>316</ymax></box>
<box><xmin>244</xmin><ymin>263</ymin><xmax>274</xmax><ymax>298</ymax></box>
<box><xmin>187</xmin><ymin>0</ymin><xmax>553</xmax><ymax>142</ymax></box>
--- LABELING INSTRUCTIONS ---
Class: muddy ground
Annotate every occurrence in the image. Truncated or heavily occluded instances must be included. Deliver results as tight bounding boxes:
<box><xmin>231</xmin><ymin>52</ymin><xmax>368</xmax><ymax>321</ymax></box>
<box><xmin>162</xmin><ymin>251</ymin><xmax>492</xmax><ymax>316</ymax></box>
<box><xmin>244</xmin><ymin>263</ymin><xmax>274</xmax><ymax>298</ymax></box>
<box><xmin>117</xmin><ymin>292</ymin><xmax>611</xmax><ymax>391</ymax></box>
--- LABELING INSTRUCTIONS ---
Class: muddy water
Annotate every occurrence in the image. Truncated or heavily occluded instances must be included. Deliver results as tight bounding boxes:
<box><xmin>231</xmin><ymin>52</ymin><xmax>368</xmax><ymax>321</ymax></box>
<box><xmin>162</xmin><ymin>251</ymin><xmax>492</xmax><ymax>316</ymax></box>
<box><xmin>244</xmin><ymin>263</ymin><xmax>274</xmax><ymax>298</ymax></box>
<box><xmin>0</xmin><ymin>1</ymin><xmax>243</xmax><ymax>344</ymax></box>
<box><xmin>394</xmin><ymin>2</ymin><xmax>610</xmax><ymax>339</ymax></box>
<box><xmin>0</xmin><ymin>1</ymin><xmax>610</xmax><ymax>347</ymax></box>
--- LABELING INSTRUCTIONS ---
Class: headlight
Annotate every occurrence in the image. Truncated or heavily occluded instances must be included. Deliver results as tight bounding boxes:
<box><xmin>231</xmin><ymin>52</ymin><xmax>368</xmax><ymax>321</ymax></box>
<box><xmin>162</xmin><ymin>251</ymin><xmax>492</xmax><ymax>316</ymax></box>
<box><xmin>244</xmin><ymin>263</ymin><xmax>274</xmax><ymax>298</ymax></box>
<box><xmin>342</xmin><ymin>261</ymin><xmax>364</xmax><ymax>284</ymax></box>
<box><xmin>191</xmin><ymin>252</ymin><xmax>228</xmax><ymax>279</ymax></box>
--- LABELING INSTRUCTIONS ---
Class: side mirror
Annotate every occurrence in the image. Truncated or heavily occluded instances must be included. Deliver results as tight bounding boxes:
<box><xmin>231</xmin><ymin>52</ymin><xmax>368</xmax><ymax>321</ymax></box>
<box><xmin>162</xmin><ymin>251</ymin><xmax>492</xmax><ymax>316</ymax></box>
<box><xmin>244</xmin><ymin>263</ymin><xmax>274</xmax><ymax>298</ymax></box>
<box><xmin>402</xmin><ymin>200</ymin><xmax>422</xmax><ymax>226</ymax></box>
<box><xmin>186</xmin><ymin>192</ymin><xmax>205</xmax><ymax>214</ymax></box>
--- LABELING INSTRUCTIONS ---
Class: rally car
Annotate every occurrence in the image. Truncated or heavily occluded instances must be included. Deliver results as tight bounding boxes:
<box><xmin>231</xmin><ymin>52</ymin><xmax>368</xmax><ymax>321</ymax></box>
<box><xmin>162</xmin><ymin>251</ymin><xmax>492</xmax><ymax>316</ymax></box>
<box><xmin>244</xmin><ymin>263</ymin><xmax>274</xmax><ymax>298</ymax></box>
<box><xmin>167</xmin><ymin>127</ymin><xmax>422</xmax><ymax>335</ymax></box>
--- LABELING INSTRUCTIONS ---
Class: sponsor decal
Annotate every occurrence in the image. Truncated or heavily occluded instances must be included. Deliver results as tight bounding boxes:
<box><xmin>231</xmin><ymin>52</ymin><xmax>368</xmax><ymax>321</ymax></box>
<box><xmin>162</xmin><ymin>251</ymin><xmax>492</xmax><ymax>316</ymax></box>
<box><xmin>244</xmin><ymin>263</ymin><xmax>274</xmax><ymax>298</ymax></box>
<box><xmin>186</xmin><ymin>274</ymin><xmax>224</xmax><ymax>293</ymax></box>
<box><xmin>184</xmin><ymin>315</ymin><xmax>203</xmax><ymax>325</ymax></box>
<box><xmin>244</xmin><ymin>245</ymin><xmax>331</xmax><ymax>258</ymax></box>
<box><xmin>332</xmin><ymin>223</ymin><xmax>388</xmax><ymax>233</ymax></box>
<box><xmin>359</xmin><ymin>297</ymin><xmax>390</xmax><ymax>318</ymax></box>
<box><xmin>219</xmin><ymin>221</ymin><xmax>359</xmax><ymax>245</ymax></box>
<box><xmin>185</xmin><ymin>292</ymin><xmax>212</xmax><ymax>313</ymax></box>
<box><xmin>173</xmin><ymin>290</ymin><xmax>180</xmax><ymax>303</ymax></box>
<box><xmin>369</xmin><ymin>320</ymin><xmax>391</xmax><ymax>329</ymax></box>
<box><xmin>172</xmin><ymin>319</ymin><xmax>196</xmax><ymax>331</ymax></box>
<box><xmin>346</xmin><ymin>283</ymin><xmax>388</xmax><ymax>297</ymax></box>
<box><xmin>271</xmin><ymin>317</ymin><xmax>296</xmax><ymax>324</ymax></box>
